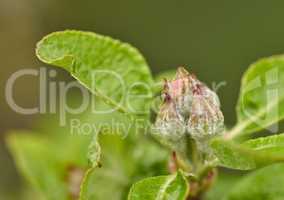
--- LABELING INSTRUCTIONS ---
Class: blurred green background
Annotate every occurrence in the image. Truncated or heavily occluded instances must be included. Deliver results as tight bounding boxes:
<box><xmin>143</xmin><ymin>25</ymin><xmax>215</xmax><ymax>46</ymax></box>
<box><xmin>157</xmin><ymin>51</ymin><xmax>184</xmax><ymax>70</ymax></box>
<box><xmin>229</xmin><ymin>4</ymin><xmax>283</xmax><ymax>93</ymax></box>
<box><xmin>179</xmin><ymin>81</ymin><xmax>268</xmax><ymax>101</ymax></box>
<box><xmin>2</xmin><ymin>0</ymin><xmax>284</xmax><ymax>198</ymax></box>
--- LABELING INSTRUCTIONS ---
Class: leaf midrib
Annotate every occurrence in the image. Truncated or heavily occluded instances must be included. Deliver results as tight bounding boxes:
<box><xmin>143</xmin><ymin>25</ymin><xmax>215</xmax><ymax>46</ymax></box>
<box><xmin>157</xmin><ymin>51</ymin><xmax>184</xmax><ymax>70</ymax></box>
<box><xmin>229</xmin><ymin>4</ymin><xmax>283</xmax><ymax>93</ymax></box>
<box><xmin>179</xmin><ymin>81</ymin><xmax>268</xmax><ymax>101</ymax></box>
<box><xmin>155</xmin><ymin>174</ymin><xmax>177</xmax><ymax>200</ymax></box>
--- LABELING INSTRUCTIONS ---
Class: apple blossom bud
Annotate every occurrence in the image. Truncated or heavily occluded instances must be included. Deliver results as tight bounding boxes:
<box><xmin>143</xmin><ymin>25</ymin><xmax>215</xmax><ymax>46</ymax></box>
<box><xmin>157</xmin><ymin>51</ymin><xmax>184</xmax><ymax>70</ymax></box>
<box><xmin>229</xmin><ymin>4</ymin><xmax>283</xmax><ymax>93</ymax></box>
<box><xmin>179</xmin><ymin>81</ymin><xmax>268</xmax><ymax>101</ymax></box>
<box><xmin>154</xmin><ymin>67</ymin><xmax>224</xmax><ymax>154</ymax></box>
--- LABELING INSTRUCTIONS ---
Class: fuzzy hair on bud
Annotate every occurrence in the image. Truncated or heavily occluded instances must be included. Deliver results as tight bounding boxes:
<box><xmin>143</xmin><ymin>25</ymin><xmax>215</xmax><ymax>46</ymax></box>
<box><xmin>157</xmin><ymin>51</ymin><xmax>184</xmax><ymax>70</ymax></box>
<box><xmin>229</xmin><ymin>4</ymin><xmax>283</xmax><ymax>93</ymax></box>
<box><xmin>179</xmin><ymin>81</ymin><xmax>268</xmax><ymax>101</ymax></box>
<box><xmin>154</xmin><ymin>67</ymin><xmax>224</xmax><ymax>156</ymax></box>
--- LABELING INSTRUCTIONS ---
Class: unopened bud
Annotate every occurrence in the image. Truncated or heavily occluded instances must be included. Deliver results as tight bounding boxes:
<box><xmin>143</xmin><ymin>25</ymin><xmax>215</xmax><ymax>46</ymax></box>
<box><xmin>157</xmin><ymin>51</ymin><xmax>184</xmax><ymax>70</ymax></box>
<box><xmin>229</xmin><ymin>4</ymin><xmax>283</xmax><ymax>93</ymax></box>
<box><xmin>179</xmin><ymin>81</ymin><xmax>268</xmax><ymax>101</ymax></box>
<box><xmin>154</xmin><ymin>67</ymin><xmax>224</xmax><ymax>154</ymax></box>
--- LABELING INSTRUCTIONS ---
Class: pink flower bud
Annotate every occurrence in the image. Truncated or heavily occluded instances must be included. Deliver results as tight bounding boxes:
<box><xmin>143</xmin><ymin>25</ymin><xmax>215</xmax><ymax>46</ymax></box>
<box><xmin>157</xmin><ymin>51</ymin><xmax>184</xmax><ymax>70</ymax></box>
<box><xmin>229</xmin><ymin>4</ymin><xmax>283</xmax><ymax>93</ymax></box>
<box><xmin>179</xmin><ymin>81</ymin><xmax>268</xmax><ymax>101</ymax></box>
<box><xmin>154</xmin><ymin>67</ymin><xmax>224</xmax><ymax>153</ymax></box>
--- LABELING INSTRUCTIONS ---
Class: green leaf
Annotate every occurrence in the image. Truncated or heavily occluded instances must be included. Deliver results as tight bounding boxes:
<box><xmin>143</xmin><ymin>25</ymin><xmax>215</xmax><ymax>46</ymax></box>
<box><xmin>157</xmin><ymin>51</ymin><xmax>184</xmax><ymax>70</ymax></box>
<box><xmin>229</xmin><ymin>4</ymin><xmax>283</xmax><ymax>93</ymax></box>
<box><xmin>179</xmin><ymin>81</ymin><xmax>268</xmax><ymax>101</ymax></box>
<box><xmin>223</xmin><ymin>163</ymin><xmax>284</xmax><ymax>200</ymax></box>
<box><xmin>36</xmin><ymin>30</ymin><xmax>153</xmax><ymax>114</ymax></box>
<box><xmin>211</xmin><ymin>134</ymin><xmax>284</xmax><ymax>170</ymax></box>
<box><xmin>211</xmin><ymin>139</ymin><xmax>256</xmax><ymax>170</ymax></box>
<box><xmin>227</xmin><ymin>55</ymin><xmax>284</xmax><ymax>139</ymax></box>
<box><xmin>243</xmin><ymin>133</ymin><xmax>284</xmax><ymax>161</ymax></box>
<box><xmin>127</xmin><ymin>170</ymin><xmax>189</xmax><ymax>200</ymax></box>
<box><xmin>6</xmin><ymin>106</ymin><xmax>94</xmax><ymax>200</ymax></box>
<box><xmin>6</xmin><ymin>131</ymin><xmax>69</xmax><ymax>200</ymax></box>
<box><xmin>80</xmin><ymin>134</ymin><xmax>168</xmax><ymax>200</ymax></box>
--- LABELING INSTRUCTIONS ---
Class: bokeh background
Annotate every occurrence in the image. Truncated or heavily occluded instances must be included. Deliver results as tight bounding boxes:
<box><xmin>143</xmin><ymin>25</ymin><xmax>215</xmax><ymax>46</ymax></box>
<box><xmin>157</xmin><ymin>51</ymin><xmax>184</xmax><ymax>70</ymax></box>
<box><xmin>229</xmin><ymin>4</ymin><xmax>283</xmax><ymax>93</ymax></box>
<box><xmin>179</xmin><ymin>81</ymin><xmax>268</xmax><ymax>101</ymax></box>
<box><xmin>2</xmin><ymin>0</ymin><xmax>284</xmax><ymax>198</ymax></box>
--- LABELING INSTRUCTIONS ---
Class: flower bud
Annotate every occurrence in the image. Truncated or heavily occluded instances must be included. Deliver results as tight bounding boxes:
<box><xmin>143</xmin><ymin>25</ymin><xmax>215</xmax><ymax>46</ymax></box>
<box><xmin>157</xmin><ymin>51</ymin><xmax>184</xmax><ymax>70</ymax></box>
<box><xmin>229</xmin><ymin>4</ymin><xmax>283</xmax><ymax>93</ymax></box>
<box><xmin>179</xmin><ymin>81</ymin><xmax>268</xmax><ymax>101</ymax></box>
<box><xmin>154</xmin><ymin>67</ymin><xmax>224</xmax><ymax>155</ymax></box>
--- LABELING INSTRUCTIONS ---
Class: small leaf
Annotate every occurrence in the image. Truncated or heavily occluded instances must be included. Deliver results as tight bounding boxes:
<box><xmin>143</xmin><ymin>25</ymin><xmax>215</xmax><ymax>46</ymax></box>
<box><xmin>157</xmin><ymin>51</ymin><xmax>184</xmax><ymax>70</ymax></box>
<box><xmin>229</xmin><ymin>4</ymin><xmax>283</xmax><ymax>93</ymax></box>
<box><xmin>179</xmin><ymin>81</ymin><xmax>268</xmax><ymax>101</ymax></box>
<box><xmin>36</xmin><ymin>30</ymin><xmax>153</xmax><ymax>114</ymax></box>
<box><xmin>211</xmin><ymin>133</ymin><xmax>284</xmax><ymax>170</ymax></box>
<box><xmin>228</xmin><ymin>55</ymin><xmax>284</xmax><ymax>139</ymax></box>
<box><xmin>223</xmin><ymin>163</ymin><xmax>284</xmax><ymax>200</ymax></box>
<box><xmin>127</xmin><ymin>170</ymin><xmax>189</xmax><ymax>200</ymax></box>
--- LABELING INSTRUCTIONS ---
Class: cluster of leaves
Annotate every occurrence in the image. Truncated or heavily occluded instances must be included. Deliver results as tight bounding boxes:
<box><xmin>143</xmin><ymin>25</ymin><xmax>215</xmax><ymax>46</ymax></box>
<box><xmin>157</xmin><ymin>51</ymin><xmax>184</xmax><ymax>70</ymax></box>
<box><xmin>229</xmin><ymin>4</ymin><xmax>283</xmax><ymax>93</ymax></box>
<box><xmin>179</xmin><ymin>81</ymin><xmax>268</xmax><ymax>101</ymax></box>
<box><xmin>6</xmin><ymin>30</ymin><xmax>284</xmax><ymax>200</ymax></box>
